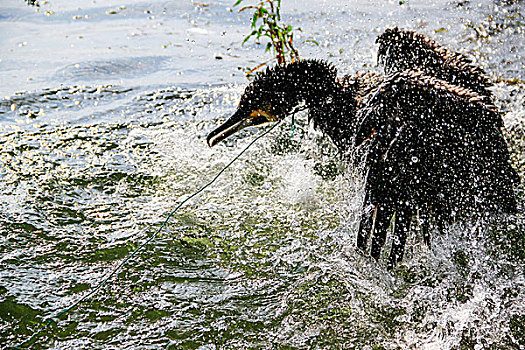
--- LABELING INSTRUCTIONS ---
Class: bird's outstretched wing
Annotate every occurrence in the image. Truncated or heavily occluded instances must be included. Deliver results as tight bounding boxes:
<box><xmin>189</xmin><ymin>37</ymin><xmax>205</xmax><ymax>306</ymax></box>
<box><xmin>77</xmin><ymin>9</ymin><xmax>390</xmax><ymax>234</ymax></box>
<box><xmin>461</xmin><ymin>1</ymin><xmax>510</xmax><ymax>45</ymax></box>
<box><xmin>355</xmin><ymin>70</ymin><xmax>518</xmax><ymax>268</ymax></box>
<box><xmin>376</xmin><ymin>27</ymin><xmax>492</xmax><ymax>97</ymax></box>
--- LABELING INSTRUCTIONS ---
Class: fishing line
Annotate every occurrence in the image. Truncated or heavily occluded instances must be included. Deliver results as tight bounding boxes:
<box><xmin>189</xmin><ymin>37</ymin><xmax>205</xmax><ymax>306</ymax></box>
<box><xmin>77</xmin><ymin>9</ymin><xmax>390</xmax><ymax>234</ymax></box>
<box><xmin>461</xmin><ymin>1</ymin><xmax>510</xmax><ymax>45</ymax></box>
<box><xmin>290</xmin><ymin>113</ymin><xmax>295</xmax><ymax>137</ymax></box>
<box><xmin>11</xmin><ymin>120</ymin><xmax>283</xmax><ymax>349</ymax></box>
<box><xmin>289</xmin><ymin>105</ymin><xmax>307</xmax><ymax>138</ymax></box>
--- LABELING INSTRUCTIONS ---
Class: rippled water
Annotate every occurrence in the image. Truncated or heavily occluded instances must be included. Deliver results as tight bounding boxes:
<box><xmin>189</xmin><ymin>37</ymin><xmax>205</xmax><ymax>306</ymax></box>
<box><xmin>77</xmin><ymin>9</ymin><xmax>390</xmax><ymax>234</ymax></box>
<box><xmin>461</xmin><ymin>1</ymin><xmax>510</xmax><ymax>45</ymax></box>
<box><xmin>1</xmin><ymin>0</ymin><xmax>524</xmax><ymax>349</ymax></box>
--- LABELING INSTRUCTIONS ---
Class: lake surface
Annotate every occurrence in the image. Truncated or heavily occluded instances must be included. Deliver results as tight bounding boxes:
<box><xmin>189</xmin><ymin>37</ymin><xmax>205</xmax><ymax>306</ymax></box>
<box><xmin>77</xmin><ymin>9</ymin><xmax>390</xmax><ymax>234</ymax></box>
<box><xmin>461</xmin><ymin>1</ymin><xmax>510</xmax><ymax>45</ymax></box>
<box><xmin>1</xmin><ymin>0</ymin><xmax>524</xmax><ymax>348</ymax></box>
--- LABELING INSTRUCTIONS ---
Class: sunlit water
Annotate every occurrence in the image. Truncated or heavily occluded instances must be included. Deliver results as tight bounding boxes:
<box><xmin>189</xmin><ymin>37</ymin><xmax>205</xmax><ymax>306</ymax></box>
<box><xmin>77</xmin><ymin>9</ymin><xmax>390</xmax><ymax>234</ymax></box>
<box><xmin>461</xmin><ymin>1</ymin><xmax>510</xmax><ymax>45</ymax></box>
<box><xmin>1</xmin><ymin>0</ymin><xmax>524</xmax><ymax>349</ymax></box>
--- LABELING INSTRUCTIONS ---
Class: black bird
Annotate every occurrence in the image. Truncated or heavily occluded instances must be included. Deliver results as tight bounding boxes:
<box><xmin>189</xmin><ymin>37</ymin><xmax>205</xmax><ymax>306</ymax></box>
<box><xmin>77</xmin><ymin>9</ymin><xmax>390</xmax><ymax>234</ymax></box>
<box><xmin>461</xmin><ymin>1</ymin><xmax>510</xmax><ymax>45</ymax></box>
<box><xmin>207</xmin><ymin>27</ymin><xmax>519</xmax><ymax>269</ymax></box>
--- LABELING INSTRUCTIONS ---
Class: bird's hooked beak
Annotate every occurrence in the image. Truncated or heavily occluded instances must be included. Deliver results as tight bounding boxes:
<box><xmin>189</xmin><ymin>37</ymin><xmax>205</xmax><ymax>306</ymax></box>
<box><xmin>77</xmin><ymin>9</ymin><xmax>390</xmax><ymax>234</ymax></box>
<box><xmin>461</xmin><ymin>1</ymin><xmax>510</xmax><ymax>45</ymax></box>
<box><xmin>207</xmin><ymin>108</ymin><xmax>278</xmax><ymax>147</ymax></box>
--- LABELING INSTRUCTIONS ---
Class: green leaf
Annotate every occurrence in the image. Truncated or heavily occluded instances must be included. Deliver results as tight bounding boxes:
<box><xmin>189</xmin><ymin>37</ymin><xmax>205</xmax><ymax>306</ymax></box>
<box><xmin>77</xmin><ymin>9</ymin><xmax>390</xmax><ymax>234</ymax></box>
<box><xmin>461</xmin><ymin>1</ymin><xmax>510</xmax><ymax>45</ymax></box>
<box><xmin>256</xmin><ymin>25</ymin><xmax>264</xmax><ymax>38</ymax></box>
<box><xmin>233</xmin><ymin>0</ymin><xmax>243</xmax><ymax>7</ymax></box>
<box><xmin>242</xmin><ymin>30</ymin><xmax>257</xmax><ymax>45</ymax></box>
<box><xmin>304</xmin><ymin>39</ymin><xmax>319</xmax><ymax>46</ymax></box>
<box><xmin>251</xmin><ymin>12</ymin><xmax>259</xmax><ymax>28</ymax></box>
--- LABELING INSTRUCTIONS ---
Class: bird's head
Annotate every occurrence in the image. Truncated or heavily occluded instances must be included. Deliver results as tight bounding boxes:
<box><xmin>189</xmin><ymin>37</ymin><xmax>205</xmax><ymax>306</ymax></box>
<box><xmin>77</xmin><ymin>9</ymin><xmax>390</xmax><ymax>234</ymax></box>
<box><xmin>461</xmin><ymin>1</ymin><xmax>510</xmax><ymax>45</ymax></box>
<box><xmin>207</xmin><ymin>59</ymin><xmax>338</xmax><ymax>147</ymax></box>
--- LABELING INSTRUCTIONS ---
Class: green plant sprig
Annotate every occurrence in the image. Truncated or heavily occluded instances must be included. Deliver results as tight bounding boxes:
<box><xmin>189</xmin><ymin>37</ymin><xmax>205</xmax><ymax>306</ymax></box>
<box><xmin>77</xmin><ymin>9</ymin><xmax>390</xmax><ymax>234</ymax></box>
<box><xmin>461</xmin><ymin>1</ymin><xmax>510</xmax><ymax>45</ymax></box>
<box><xmin>235</xmin><ymin>0</ymin><xmax>300</xmax><ymax>72</ymax></box>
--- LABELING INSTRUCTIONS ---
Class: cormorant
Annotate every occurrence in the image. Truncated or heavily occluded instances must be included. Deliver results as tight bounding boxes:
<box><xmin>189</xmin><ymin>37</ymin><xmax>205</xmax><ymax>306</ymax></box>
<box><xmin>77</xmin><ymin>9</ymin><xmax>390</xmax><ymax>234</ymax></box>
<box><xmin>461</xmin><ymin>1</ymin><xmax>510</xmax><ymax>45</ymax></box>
<box><xmin>207</xmin><ymin>27</ymin><xmax>519</xmax><ymax>269</ymax></box>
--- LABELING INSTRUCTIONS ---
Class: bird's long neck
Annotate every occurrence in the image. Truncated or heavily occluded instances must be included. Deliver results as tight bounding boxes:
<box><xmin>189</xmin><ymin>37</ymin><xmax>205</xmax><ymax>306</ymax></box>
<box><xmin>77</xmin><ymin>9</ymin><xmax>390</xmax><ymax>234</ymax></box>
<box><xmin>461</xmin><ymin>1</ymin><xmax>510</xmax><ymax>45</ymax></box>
<box><xmin>294</xmin><ymin>78</ymin><xmax>358</xmax><ymax>153</ymax></box>
<box><xmin>271</xmin><ymin>60</ymin><xmax>360</xmax><ymax>152</ymax></box>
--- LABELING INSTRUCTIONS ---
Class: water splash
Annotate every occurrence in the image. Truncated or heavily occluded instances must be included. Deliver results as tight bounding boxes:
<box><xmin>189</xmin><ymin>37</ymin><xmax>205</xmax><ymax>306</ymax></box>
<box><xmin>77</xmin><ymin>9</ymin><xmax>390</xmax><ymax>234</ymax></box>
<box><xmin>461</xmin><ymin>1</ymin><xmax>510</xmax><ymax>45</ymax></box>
<box><xmin>1</xmin><ymin>0</ymin><xmax>524</xmax><ymax>348</ymax></box>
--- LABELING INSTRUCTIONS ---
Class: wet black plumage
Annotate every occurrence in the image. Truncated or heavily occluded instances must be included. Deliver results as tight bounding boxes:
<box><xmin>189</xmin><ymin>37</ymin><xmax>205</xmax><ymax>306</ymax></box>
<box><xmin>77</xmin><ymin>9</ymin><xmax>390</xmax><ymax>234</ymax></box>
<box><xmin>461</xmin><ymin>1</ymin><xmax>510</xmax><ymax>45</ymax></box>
<box><xmin>207</xmin><ymin>27</ymin><xmax>519</xmax><ymax>268</ymax></box>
